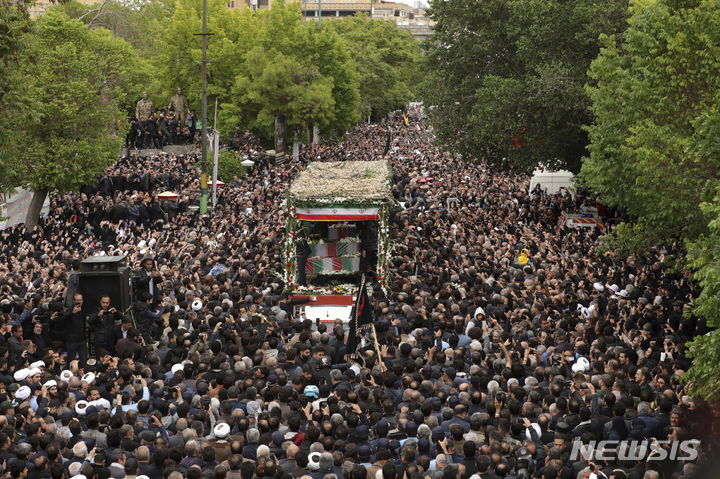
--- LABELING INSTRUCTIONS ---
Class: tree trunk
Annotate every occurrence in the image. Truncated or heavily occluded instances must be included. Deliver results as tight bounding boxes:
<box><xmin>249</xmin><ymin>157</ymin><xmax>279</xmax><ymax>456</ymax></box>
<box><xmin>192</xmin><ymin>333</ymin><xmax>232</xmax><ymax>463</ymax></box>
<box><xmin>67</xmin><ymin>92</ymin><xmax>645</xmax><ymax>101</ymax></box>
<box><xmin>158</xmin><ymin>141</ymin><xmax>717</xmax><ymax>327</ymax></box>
<box><xmin>25</xmin><ymin>189</ymin><xmax>48</xmax><ymax>231</ymax></box>
<box><xmin>274</xmin><ymin>116</ymin><xmax>286</xmax><ymax>156</ymax></box>
<box><xmin>312</xmin><ymin>125</ymin><xmax>320</xmax><ymax>144</ymax></box>
<box><xmin>293</xmin><ymin>130</ymin><xmax>300</xmax><ymax>162</ymax></box>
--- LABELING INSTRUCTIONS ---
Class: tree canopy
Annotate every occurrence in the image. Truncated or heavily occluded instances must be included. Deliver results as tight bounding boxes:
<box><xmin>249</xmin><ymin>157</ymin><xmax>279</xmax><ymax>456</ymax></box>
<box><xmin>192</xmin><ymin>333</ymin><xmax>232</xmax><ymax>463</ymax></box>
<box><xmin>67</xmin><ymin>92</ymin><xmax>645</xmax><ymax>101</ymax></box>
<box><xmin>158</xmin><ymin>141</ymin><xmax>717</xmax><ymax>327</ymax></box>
<box><xmin>218</xmin><ymin>2</ymin><xmax>360</xmax><ymax>141</ymax></box>
<box><xmin>685</xmin><ymin>191</ymin><xmax>720</xmax><ymax>403</ymax></box>
<box><xmin>422</xmin><ymin>0</ymin><xmax>628</xmax><ymax>171</ymax></box>
<box><xmin>0</xmin><ymin>0</ymin><xmax>35</xmax><ymax>181</ymax></box>
<box><xmin>7</xmin><ymin>10</ymin><xmax>143</xmax><ymax>227</ymax></box>
<box><xmin>153</xmin><ymin>0</ymin><xmax>255</xmax><ymax>118</ymax></box>
<box><xmin>580</xmin><ymin>0</ymin><xmax>720</xmax><ymax>249</ymax></box>
<box><xmin>217</xmin><ymin>150</ymin><xmax>245</xmax><ymax>181</ymax></box>
<box><xmin>327</xmin><ymin>14</ymin><xmax>422</xmax><ymax>122</ymax></box>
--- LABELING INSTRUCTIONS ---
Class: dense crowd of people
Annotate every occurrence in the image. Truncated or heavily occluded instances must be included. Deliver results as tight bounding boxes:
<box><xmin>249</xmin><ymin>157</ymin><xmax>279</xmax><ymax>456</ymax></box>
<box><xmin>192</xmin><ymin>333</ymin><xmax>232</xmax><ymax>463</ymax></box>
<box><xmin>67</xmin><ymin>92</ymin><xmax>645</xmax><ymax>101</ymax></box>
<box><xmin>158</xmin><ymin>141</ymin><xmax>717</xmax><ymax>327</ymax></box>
<box><xmin>0</xmin><ymin>107</ymin><xmax>715</xmax><ymax>479</ymax></box>
<box><xmin>126</xmin><ymin>111</ymin><xmax>198</xmax><ymax>149</ymax></box>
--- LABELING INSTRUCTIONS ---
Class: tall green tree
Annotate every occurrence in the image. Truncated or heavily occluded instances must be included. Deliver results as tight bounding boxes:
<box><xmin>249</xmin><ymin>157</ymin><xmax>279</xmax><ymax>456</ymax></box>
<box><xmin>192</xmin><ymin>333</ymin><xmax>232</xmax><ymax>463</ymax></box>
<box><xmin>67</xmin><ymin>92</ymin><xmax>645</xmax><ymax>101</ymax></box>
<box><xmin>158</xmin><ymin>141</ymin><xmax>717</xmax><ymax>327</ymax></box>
<box><xmin>0</xmin><ymin>0</ymin><xmax>37</xmax><ymax>180</ymax></box>
<box><xmin>155</xmin><ymin>0</ymin><xmax>260</xmax><ymax>122</ymax></box>
<box><xmin>685</xmin><ymin>190</ymin><xmax>720</xmax><ymax>403</ymax></box>
<box><xmin>327</xmin><ymin>14</ymin><xmax>422</xmax><ymax>121</ymax></box>
<box><xmin>53</xmin><ymin>0</ymin><xmax>174</xmax><ymax>56</ymax></box>
<box><xmin>219</xmin><ymin>1</ymin><xmax>360</xmax><ymax>146</ymax></box>
<box><xmin>217</xmin><ymin>150</ymin><xmax>245</xmax><ymax>181</ymax></box>
<box><xmin>51</xmin><ymin>0</ymin><xmax>168</xmax><ymax>115</ymax></box>
<box><xmin>9</xmin><ymin>11</ymin><xmax>144</xmax><ymax>228</ymax></box>
<box><xmin>226</xmin><ymin>48</ymin><xmax>336</xmax><ymax>140</ymax></box>
<box><xmin>422</xmin><ymin>0</ymin><xmax>628</xmax><ymax>171</ymax></box>
<box><xmin>580</xmin><ymin>0</ymin><xmax>720</xmax><ymax>250</ymax></box>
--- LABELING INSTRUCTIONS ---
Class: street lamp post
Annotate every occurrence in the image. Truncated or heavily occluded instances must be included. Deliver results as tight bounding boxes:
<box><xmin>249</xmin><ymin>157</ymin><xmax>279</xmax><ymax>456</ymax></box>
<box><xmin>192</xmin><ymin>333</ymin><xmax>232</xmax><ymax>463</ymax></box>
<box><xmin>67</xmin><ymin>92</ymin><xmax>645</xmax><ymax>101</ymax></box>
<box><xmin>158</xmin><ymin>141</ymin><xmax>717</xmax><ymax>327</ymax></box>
<box><xmin>196</xmin><ymin>0</ymin><xmax>211</xmax><ymax>215</ymax></box>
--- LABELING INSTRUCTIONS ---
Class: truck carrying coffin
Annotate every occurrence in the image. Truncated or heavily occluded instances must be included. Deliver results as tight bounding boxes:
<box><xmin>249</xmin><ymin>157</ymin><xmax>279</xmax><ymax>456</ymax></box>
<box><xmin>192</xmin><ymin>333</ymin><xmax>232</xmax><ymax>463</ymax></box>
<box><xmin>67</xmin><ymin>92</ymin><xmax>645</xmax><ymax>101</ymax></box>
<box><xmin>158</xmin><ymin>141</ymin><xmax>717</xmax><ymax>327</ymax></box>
<box><xmin>285</xmin><ymin>160</ymin><xmax>392</xmax><ymax>327</ymax></box>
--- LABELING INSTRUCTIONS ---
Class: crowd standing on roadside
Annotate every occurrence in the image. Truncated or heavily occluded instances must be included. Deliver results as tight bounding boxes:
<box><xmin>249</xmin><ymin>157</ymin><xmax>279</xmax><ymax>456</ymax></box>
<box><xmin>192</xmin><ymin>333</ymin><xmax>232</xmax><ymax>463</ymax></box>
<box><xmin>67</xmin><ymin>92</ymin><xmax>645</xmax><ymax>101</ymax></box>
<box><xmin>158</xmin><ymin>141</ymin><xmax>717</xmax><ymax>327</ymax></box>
<box><xmin>0</xmin><ymin>107</ymin><xmax>715</xmax><ymax>479</ymax></box>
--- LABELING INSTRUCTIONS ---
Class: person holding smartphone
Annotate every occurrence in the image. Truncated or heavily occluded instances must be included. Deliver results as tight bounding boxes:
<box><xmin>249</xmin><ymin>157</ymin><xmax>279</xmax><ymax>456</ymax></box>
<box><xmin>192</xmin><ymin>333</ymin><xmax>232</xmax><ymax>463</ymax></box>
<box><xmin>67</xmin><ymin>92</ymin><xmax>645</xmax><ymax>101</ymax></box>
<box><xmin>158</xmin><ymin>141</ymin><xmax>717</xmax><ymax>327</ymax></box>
<box><xmin>61</xmin><ymin>293</ymin><xmax>89</xmax><ymax>368</ymax></box>
<box><xmin>89</xmin><ymin>294</ymin><xmax>121</xmax><ymax>355</ymax></box>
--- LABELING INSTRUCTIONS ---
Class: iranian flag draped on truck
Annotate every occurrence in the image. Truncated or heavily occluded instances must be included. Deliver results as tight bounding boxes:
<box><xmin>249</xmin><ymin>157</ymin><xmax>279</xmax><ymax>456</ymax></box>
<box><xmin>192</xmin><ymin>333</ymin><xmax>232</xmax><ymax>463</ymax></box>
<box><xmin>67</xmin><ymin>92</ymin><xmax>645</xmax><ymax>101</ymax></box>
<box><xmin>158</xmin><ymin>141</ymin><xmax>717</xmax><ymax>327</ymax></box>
<box><xmin>284</xmin><ymin>160</ymin><xmax>392</xmax><ymax>327</ymax></box>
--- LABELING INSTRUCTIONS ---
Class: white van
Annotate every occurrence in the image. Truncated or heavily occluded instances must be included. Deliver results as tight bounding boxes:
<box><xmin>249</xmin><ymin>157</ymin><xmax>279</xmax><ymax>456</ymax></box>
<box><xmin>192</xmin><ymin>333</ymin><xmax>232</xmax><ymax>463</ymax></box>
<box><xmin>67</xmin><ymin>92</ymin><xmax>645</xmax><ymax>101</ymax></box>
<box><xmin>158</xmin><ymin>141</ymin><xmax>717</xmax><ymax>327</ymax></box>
<box><xmin>529</xmin><ymin>169</ymin><xmax>575</xmax><ymax>198</ymax></box>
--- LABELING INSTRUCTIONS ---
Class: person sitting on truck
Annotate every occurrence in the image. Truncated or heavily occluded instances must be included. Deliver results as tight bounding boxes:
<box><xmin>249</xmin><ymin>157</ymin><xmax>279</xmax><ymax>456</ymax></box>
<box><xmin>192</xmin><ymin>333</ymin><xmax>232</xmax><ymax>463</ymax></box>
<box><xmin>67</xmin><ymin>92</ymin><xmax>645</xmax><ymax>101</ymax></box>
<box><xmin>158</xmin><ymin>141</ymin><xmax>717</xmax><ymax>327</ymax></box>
<box><xmin>358</xmin><ymin>221</ymin><xmax>378</xmax><ymax>276</ymax></box>
<box><xmin>296</xmin><ymin>224</ymin><xmax>311</xmax><ymax>286</ymax></box>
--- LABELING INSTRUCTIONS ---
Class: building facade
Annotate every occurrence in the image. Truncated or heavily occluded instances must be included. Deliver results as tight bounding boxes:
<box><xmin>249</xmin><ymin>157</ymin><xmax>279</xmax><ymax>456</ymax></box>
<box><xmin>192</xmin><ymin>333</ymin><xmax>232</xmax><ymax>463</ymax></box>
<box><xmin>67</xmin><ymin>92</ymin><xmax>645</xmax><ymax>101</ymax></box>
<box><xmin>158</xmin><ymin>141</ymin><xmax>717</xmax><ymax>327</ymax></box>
<box><xmin>29</xmin><ymin>0</ymin><xmax>99</xmax><ymax>19</ymax></box>
<box><xmin>225</xmin><ymin>0</ymin><xmax>434</xmax><ymax>41</ymax></box>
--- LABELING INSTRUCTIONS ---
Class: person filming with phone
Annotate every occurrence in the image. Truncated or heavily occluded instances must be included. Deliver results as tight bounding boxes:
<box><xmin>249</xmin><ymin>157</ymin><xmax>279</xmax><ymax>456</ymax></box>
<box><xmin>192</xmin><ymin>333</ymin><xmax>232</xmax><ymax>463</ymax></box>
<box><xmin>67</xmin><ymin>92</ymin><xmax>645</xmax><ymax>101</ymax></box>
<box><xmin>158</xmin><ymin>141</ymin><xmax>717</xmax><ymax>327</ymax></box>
<box><xmin>61</xmin><ymin>293</ymin><xmax>89</xmax><ymax>367</ymax></box>
<box><xmin>89</xmin><ymin>294</ymin><xmax>121</xmax><ymax>355</ymax></box>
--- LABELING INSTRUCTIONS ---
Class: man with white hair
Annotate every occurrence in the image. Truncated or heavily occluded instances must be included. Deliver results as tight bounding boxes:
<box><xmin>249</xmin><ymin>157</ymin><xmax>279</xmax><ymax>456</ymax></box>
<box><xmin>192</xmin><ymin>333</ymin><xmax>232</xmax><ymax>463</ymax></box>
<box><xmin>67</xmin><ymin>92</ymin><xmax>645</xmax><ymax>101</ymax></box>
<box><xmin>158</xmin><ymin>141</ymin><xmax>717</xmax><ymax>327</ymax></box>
<box><xmin>180</xmin><ymin>440</ymin><xmax>201</xmax><ymax>469</ymax></box>
<box><xmin>68</xmin><ymin>462</ymin><xmax>83</xmax><ymax>478</ymax></box>
<box><xmin>430</xmin><ymin>453</ymin><xmax>447</xmax><ymax>479</ymax></box>
<box><xmin>70</xmin><ymin>441</ymin><xmax>88</xmax><ymax>466</ymax></box>
<box><xmin>317</xmin><ymin>452</ymin><xmax>334</xmax><ymax>478</ymax></box>
<box><xmin>486</xmin><ymin>380</ymin><xmax>500</xmax><ymax>397</ymax></box>
<box><xmin>256</xmin><ymin>444</ymin><xmax>270</xmax><ymax>458</ymax></box>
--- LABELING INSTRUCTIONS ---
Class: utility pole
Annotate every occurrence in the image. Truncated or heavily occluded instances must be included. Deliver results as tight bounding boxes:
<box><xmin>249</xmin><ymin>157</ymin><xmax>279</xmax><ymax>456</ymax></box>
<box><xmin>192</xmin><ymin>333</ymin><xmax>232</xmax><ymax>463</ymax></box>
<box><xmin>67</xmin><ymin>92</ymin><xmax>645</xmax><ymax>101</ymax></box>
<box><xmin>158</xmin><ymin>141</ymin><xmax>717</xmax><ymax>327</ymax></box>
<box><xmin>196</xmin><ymin>0</ymin><xmax>211</xmax><ymax>215</ymax></box>
<box><xmin>213</xmin><ymin>96</ymin><xmax>218</xmax><ymax>131</ymax></box>
<box><xmin>318</xmin><ymin>0</ymin><xmax>321</xmax><ymax>26</ymax></box>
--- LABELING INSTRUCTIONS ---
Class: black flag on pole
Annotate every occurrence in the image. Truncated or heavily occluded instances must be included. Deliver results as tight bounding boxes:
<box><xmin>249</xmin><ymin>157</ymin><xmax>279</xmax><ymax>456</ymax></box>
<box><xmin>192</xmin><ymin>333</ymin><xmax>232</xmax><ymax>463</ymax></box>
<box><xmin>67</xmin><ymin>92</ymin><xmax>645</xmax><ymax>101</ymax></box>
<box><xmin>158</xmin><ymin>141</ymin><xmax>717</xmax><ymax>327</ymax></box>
<box><xmin>345</xmin><ymin>273</ymin><xmax>373</xmax><ymax>362</ymax></box>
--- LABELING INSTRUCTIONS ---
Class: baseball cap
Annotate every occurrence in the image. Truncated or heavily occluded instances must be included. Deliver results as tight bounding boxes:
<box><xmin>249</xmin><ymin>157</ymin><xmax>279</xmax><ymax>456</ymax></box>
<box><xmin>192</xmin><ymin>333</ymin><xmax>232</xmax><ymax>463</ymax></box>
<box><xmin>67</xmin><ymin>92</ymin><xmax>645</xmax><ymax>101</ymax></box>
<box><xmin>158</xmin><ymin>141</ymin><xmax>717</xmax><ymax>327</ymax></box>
<box><xmin>358</xmin><ymin>445</ymin><xmax>371</xmax><ymax>459</ymax></box>
<box><xmin>517</xmin><ymin>446</ymin><xmax>532</xmax><ymax>459</ymax></box>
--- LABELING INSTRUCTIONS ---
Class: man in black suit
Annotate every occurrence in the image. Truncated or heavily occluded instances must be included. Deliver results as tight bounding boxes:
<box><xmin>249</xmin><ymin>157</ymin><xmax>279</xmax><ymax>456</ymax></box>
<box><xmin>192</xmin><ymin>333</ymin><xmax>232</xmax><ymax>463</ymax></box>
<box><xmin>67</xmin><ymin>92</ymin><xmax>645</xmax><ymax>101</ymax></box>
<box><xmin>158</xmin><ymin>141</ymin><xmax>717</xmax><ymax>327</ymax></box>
<box><xmin>89</xmin><ymin>295</ymin><xmax>121</xmax><ymax>356</ymax></box>
<box><xmin>133</xmin><ymin>256</ymin><xmax>161</xmax><ymax>307</ymax></box>
<box><xmin>132</xmin><ymin>292</ymin><xmax>165</xmax><ymax>343</ymax></box>
<box><xmin>460</xmin><ymin>441</ymin><xmax>479</xmax><ymax>478</ymax></box>
<box><xmin>62</xmin><ymin>293</ymin><xmax>89</xmax><ymax>367</ymax></box>
<box><xmin>475</xmin><ymin>455</ymin><xmax>498</xmax><ymax>479</ymax></box>
<box><xmin>116</xmin><ymin>328</ymin><xmax>144</xmax><ymax>360</ymax></box>
<box><xmin>111</xmin><ymin>316</ymin><xmax>134</xmax><ymax>351</ymax></box>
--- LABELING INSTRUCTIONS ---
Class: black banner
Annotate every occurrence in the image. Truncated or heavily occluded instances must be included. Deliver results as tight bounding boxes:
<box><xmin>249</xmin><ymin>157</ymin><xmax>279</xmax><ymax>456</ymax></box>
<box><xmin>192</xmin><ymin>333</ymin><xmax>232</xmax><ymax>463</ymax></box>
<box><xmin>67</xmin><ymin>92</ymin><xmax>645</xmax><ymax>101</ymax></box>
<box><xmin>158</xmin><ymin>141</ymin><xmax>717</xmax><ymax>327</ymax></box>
<box><xmin>345</xmin><ymin>274</ymin><xmax>373</xmax><ymax>362</ymax></box>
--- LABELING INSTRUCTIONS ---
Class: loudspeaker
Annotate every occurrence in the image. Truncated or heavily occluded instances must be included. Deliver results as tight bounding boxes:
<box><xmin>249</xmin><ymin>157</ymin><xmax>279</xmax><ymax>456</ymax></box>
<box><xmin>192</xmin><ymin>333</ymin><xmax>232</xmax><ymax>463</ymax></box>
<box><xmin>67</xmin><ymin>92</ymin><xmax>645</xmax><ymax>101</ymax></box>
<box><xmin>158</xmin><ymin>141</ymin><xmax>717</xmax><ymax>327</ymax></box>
<box><xmin>78</xmin><ymin>268</ymin><xmax>132</xmax><ymax>315</ymax></box>
<box><xmin>80</xmin><ymin>255</ymin><xmax>127</xmax><ymax>273</ymax></box>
